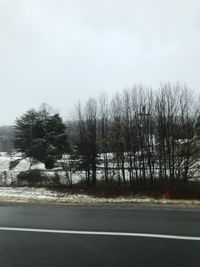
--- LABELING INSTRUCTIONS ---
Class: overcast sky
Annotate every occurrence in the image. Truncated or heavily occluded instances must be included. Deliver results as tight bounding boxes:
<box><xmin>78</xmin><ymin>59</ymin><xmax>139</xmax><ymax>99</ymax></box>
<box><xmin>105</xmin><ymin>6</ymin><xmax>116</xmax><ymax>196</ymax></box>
<box><xmin>0</xmin><ymin>0</ymin><xmax>200</xmax><ymax>125</ymax></box>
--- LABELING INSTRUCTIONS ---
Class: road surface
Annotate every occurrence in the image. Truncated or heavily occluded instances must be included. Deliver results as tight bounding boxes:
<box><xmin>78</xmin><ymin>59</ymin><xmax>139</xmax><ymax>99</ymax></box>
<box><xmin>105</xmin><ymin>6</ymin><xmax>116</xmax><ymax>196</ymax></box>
<box><xmin>0</xmin><ymin>203</ymin><xmax>200</xmax><ymax>267</ymax></box>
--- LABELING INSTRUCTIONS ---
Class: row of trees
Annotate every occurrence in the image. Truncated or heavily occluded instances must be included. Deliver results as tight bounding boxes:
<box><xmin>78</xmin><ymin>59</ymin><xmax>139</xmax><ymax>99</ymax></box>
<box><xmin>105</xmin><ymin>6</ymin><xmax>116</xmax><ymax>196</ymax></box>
<box><xmin>67</xmin><ymin>84</ymin><xmax>200</xmax><ymax>187</ymax></box>
<box><xmin>14</xmin><ymin>84</ymin><xmax>200</xmax><ymax>188</ymax></box>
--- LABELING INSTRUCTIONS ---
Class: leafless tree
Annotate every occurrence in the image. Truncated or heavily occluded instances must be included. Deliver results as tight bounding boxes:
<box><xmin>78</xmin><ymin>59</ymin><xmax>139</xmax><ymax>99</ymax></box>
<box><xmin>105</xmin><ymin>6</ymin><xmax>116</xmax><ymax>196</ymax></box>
<box><xmin>98</xmin><ymin>93</ymin><xmax>110</xmax><ymax>183</ymax></box>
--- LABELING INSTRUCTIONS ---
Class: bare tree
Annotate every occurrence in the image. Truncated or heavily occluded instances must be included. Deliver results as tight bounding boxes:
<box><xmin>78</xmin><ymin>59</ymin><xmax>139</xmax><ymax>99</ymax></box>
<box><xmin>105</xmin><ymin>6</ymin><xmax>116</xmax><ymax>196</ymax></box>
<box><xmin>69</xmin><ymin>83</ymin><xmax>200</xmax><ymax>190</ymax></box>
<box><xmin>98</xmin><ymin>93</ymin><xmax>110</xmax><ymax>183</ymax></box>
<box><xmin>110</xmin><ymin>93</ymin><xmax>126</xmax><ymax>185</ymax></box>
<box><xmin>71</xmin><ymin>99</ymin><xmax>99</xmax><ymax>186</ymax></box>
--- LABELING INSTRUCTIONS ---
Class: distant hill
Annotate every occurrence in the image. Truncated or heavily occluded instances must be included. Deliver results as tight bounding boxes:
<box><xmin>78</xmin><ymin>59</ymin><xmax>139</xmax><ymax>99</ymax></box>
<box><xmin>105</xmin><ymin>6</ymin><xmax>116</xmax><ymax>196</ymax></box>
<box><xmin>0</xmin><ymin>125</ymin><xmax>14</xmax><ymax>152</ymax></box>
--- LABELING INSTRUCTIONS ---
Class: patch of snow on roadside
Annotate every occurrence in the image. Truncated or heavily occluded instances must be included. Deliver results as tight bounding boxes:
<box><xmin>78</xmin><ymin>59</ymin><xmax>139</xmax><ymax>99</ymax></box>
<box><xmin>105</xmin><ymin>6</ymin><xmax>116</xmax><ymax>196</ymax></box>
<box><xmin>0</xmin><ymin>187</ymin><xmax>58</xmax><ymax>198</ymax></box>
<box><xmin>0</xmin><ymin>187</ymin><xmax>99</xmax><ymax>203</ymax></box>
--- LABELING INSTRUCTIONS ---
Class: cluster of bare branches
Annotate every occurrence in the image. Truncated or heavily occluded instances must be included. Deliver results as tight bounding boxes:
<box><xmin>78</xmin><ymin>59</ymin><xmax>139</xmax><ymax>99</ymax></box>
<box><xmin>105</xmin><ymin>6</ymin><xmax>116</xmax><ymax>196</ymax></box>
<box><xmin>67</xmin><ymin>83</ymin><xmax>200</xmax><ymax>188</ymax></box>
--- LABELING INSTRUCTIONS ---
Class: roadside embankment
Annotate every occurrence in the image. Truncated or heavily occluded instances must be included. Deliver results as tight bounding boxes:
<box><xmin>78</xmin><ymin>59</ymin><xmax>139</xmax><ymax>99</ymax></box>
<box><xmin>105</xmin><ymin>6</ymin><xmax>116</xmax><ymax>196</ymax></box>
<box><xmin>0</xmin><ymin>187</ymin><xmax>200</xmax><ymax>205</ymax></box>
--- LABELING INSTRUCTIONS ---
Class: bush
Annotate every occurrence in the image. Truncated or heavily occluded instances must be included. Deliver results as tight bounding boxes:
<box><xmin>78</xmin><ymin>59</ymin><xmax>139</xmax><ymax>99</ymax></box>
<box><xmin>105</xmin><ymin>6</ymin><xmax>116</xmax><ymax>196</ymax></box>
<box><xmin>17</xmin><ymin>170</ymin><xmax>48</xmax><ymax>186</ymax></box>
<box><xmin>44</xmin><ymin>156</ymin><xmax>55</xmax><ymax>169</ymax></box>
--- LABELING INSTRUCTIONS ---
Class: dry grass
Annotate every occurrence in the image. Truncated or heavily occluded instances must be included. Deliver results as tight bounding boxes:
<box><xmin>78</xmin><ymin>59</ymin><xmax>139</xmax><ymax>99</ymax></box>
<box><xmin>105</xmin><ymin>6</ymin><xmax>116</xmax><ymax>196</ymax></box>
<box><xmin>0</xmin><ymin>194</ymin><xmax>200</xmax><ymax>205</ymax></box>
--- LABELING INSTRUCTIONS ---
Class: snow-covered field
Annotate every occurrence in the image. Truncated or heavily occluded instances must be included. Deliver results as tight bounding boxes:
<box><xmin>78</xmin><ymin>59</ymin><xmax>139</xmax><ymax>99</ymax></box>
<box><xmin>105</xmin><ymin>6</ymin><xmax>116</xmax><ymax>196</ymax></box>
<box><xmin>0</xmin><ymin>153</ymin><xmax>83</xmax><ymax>185</ymax></box>
<box><xmin>0</xmin><ymin>153</ymin><xmax>130</xmax><ymax>185</ymax></box>
<box><xmin>0</xmin><ymin>153</ymin><xmax>45</xmax><ymax>172</ymax></box>
<box><xmin>0</xmin><ymin>152</ymin><xmax>200</xmax><ymax>187</ymax></box>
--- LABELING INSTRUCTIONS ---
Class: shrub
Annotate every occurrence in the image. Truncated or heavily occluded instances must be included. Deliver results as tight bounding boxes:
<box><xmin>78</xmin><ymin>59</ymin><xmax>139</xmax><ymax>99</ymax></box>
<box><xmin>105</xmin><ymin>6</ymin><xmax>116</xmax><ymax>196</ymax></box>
<box><xmin>17</xmin><ymin>170</ymin><xmax>48</xmax><ymax>186</ymax></box>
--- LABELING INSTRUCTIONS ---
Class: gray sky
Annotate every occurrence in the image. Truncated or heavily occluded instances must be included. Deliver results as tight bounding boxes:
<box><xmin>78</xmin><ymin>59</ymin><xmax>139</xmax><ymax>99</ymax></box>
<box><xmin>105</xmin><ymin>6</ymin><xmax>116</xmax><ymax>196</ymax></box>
<box><xmin>0</xmin><ymin>0</ymin><xmax>200</xmax><ymax>125</ymax></box>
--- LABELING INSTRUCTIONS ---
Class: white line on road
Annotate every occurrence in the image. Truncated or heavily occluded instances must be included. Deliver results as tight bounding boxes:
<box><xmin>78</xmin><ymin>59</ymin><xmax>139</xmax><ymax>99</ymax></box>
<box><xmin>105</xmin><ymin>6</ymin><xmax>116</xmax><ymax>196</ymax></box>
<box><xmin>0</xmin><ymin>227</ymin><xmax>200</xmax><ymax>241</ymax></box>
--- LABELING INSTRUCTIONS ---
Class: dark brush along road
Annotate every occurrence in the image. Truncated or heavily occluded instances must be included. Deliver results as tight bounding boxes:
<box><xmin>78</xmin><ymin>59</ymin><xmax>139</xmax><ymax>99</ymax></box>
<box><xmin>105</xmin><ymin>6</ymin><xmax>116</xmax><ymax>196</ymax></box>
<box><xmin>0</xmin><ymin>203</ymin><xmax>200</xmax><ymax>267</ymax></box>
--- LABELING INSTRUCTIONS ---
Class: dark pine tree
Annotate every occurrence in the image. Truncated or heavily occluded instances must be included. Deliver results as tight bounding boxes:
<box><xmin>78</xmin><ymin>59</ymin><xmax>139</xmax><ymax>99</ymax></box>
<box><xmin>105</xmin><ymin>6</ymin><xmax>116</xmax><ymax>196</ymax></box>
<box><xmin>14</xmin><ymin>108</ymin><xmax>69</xmax><ymax>169</ymax></box>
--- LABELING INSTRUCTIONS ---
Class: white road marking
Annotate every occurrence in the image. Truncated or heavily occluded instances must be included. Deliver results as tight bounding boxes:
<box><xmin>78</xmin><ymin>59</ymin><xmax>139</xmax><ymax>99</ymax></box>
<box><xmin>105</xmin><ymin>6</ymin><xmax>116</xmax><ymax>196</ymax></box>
<box><xmin>0</xmin><ymin>227</ymin><xmax>199</xmax><ymax>241</ymax></box>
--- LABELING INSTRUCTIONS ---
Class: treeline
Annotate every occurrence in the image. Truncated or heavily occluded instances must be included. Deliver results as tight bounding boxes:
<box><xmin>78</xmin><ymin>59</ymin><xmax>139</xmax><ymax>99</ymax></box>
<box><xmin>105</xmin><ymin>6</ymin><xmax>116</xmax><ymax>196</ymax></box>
<box><xmin>65</xmin><ymin>83</ymin><xmax>200</xmax><ymax>188</ymax></box>
<box><xmin>3</xmin><ymin>83</ymin><xmax>200</xmax><ymax>189</ymax></box>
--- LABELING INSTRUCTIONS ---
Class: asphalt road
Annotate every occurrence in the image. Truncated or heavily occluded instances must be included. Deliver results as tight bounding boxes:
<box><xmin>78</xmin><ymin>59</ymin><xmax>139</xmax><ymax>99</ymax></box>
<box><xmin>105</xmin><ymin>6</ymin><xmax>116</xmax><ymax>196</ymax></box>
<box><xmin>0</xmin><ymin>203</ymin><xmax>200</xmax><ymax>267</ymax></box>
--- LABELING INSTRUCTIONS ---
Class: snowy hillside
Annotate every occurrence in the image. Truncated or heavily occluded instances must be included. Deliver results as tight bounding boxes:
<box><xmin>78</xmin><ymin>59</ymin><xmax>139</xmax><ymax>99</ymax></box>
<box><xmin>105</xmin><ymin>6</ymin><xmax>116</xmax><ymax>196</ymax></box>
<box><xmin>0</xmin><ymin>153</ymin><xmax>45</xmax><ymax>172</ymax></box>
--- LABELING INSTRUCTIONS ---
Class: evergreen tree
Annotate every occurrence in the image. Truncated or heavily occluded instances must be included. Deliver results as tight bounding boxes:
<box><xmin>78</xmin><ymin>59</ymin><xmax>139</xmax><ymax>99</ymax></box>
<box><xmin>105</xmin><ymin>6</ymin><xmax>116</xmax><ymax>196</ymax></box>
<box><xmin>14</xmin><ymin>108</ymin><xmax>68</xmax><ymax>169</ymax></box>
